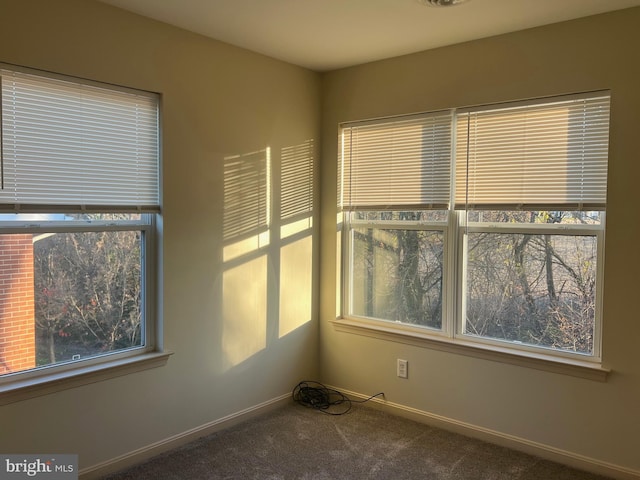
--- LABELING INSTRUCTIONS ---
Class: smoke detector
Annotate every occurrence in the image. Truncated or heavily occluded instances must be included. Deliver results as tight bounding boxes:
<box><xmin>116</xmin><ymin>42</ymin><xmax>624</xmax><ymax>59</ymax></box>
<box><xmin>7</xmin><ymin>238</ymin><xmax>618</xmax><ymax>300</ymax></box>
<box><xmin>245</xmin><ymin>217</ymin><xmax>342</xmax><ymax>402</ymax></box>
<box><xmin>418</xmin><ymin>0</ymin><xmax>470</xmax><ymax>6</ymax></box>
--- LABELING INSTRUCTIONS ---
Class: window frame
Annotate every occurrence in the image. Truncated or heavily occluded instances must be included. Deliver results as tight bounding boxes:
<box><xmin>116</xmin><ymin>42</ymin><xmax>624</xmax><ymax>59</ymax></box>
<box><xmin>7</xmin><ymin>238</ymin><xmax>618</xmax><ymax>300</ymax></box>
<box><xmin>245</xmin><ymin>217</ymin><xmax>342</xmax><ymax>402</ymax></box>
<box><xmin>343</xmin><ymin>210</ymin><xmax>453</xmax><ymax>338</ymax></box>
<box><xmin>455</xmin><ymin>211</ymin><xmax>605</xmax><ymax>362</ymax></box>
<box><xmin>337</xmin><ymin>92</ymin><xmax>610</xmax><ymax>377</ymax></box>
<box><xmin>0</xmin><ymin>214</ymin><xmax>169</xmax><ymax>405</ymax></box>
<box><xmin>0</xmin><ymin>65</ymin><xmax>168</xmax><ymax>404</ymax></box>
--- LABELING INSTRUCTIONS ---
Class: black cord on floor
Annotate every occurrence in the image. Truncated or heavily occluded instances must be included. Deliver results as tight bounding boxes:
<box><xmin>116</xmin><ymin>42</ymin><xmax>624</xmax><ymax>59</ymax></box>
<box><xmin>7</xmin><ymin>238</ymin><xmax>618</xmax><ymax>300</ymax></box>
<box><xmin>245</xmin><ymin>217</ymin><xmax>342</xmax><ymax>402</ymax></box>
<box><xmin>292</xmin><ymin>381</ymin><xmax>384</xmax><ymax>416</ymax></box>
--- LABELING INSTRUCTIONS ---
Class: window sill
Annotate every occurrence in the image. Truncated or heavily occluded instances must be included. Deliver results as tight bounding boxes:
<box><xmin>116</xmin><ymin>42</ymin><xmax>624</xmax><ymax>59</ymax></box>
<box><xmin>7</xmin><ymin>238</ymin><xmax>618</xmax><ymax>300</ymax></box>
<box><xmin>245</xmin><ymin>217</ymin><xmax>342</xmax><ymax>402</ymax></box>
<box><xmin>0</xmin><ymin>351</ymin><xmax>173</xmax><ymax>406</ymax></box>
<box><xmin>331</xmin><ymin>319</ymin><xmax>609</xmax><ymax>382</ymax></box>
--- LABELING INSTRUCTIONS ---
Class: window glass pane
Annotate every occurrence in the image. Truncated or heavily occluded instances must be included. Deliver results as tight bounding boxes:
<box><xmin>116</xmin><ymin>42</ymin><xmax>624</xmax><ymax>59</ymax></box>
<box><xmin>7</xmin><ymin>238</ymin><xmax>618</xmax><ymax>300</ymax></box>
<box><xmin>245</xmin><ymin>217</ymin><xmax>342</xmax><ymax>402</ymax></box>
<box><xmin>0</xmin><ymin>230</ymin><xmax>142</xmax><ymax>376</ymax></box>
<box><xmin>464</xmin><ymin>232</ymin><xmax>597</xmax><ymax>354</ymax></box>
<box><xmin>351</xmin><ymin>227</ymin><xmax>443</xmax><ymax>329</ymax></box>
<box><xmin>465</xmin><ymin>210</ymin><xmax>602</xmax><ymax>225</ymax></box>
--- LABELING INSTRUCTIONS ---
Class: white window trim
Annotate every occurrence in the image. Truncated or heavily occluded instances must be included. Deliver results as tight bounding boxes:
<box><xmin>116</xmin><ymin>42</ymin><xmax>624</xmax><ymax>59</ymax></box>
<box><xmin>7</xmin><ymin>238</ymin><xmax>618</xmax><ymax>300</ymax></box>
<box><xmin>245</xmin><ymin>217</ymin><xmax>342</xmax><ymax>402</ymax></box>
<box><xmin>0</xmin><ymin>350</ymin><xmax>172</xmax><ymax>406</ymax></box>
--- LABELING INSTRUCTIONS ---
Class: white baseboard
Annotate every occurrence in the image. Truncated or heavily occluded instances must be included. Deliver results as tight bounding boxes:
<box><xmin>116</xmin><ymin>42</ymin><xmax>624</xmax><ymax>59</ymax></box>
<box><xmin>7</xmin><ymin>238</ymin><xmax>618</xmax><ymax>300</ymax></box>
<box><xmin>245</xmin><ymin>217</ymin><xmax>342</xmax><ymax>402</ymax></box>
<box><xmin>79</xmin><ymin>393</ymin><xmax>291</xmax><ymax>479</ymax></box>
<box><xmin>333</xmin><ymin>385</ymin><xmax>640</xmax><ymax>480</ymax></box>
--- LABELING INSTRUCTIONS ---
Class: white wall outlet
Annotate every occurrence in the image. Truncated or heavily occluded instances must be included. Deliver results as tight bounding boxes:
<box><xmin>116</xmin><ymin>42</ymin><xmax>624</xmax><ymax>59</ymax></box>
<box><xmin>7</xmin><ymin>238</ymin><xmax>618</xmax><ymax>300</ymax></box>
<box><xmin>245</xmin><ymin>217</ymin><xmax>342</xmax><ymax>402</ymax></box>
<box><xmin>397</xmin><ymin>359</ymin><xmax>408</xmax><ymax>379</ymax></box>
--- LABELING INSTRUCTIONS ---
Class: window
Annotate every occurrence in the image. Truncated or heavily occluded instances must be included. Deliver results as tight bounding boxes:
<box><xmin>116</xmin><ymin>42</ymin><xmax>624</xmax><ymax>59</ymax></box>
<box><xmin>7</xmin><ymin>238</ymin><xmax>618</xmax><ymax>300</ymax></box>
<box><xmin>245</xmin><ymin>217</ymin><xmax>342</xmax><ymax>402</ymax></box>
<box><xmin>0</xmin><ymin>65</ymin><xmax>160</xmax><ymax>389</ymax></box>
<box><xmin>340</xmin><ymin>93</ymin><xmax>610</xmax><ymax>363</ymax></box>
<box><xmin>340</xmin><ymin>112</ymin><xmax>453</xmax><ymax>330</ymax></box>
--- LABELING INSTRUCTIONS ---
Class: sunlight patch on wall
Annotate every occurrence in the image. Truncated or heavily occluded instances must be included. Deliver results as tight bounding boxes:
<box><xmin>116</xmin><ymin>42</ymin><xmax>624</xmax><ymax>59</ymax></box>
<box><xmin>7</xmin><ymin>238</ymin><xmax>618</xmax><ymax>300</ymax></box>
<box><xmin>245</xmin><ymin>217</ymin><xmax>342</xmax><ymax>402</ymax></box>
<box><xmin>278</xmin><ymin>138</ymin><xmax>314</xmax><ymax>337</ymax></box>
<box><xmin>281</xmin><ymin>217</ymin><xmax>312</xmax><ymax>239</ymax></box>
<box><xmin>223</xmin><ymin>231</ymin><xmax>270</xmax><ymax>263</ymax></box>
<box><xmin>279</xmin><ymin>235</ymin><xmax>312</xmax><ymax>338</ymax></box>
<box><xmin>222</xmin><ymin>255</ymin><xmax>267</xmax><ymax>368</ymax></box>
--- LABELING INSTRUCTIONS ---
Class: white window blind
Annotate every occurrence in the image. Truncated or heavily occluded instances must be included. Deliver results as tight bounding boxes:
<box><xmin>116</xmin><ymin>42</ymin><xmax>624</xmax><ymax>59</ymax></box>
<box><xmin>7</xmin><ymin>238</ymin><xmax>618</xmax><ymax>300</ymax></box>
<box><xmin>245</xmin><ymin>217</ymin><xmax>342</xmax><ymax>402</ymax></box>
<box><xmin>340</xmin><ymin>112</ymin><xmax>452</xmax><ymax>211</ymax></box>
<box><xmin>0</xmin><ymin>68</ymin><xmax>160</xmax><ymax>213</ymax></box>
<box><xmin>455</xmin><ymin>93</ymin><xmax>610</xmax><ymax>211</ymax></box>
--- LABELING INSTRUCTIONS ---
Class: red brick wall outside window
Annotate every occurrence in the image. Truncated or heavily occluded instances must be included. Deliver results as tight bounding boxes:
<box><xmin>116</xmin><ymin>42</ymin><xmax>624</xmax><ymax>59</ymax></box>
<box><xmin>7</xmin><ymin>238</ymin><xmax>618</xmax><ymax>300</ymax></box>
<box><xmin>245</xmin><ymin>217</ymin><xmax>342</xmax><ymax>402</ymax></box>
<box><xmin>0</xmin><ymin>234</ymin><xmax>36</xmax><ymax>374</ymax></box>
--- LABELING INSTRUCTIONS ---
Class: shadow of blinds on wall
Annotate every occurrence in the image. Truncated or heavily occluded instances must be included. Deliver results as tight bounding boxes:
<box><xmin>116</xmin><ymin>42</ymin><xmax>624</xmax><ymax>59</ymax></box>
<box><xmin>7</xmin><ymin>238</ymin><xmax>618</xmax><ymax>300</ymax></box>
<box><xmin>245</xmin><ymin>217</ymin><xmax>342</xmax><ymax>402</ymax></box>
<box><xmin>280</xmin><ymin>139</ymin><xmax>314</xmax><ymax>221</ymax></box>
<box><xmin>223</xmin><ymin>148</ymin><xmax>270</xmax><ymax>243</ymax></box>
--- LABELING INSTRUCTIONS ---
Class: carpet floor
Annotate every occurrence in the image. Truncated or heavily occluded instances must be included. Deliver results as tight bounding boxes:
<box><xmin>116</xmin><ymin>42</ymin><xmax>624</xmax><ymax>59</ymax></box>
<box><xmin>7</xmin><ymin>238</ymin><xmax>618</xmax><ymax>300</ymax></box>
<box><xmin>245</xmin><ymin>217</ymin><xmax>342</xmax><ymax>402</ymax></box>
<box><xmin>103</xmin><ymin>402</ymin><xmax>612</xmax><ymax>479</ymax></box>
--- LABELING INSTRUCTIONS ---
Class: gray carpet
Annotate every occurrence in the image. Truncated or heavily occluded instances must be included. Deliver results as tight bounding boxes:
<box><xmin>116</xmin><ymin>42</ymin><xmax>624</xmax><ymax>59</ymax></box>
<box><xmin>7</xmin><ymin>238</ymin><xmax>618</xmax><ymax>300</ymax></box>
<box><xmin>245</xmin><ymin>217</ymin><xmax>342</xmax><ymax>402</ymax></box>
<box><xmin>103</xmin><ymin>402</ymin><xmax>612</xmax><ymax>479</ymax></box>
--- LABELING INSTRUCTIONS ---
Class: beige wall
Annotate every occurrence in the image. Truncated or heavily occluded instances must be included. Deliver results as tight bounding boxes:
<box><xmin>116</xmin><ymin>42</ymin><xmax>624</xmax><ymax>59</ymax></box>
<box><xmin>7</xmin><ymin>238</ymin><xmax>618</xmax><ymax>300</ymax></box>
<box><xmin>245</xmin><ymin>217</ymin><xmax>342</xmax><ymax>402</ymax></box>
<box><xmin>0</xmin><ymin>0</ymin><xmax>320</xmax><ymax>471</ymax></box>
<box><xmin>320</xmin><ymin>7</ymin><xmax>640</xmax><ymax>475</ymax></box>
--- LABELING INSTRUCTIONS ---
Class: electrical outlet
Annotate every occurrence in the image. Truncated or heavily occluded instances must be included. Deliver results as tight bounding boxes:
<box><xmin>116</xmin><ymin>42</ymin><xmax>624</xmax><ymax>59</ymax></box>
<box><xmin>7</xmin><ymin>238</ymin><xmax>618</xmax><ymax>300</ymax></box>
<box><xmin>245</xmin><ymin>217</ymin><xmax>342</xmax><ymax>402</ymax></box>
<box><xmin>397</xmin><ymin>359</ymin><xmax>408</xmax><ymax>379</ymax></box>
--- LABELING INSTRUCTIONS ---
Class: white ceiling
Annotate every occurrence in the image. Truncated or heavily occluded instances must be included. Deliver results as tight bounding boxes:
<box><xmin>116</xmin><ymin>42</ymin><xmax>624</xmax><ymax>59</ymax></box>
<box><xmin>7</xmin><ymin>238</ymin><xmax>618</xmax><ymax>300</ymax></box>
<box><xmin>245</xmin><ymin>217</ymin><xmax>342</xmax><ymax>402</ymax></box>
<box><xmin>98</xmin><ymin>0</ymin><xmax>640</xmax><ymax>71</ymax></box>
